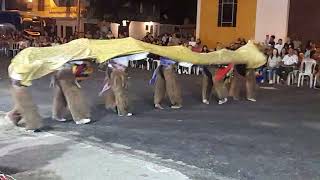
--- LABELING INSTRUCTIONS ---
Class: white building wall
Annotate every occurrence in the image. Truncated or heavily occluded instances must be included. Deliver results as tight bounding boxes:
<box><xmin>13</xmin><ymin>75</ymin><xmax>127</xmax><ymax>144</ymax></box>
<box><xmin>255</xmin><ymin>0</ymin><xmax>290</xmax><ymax>42</ymax></box>
<box><xmin>56</xmin><ymin>19</ymin><xmax>77</xmax><ymax>38</ymax></box>
<box><xmin>129</xmin><ymin>21</ymin><xmax>160</xmax><ymax>40</ymax></box>
<box><xmin>110</xmin><ymin>23</ymin><xmax>119</xmax><ymax>38</ymax></box>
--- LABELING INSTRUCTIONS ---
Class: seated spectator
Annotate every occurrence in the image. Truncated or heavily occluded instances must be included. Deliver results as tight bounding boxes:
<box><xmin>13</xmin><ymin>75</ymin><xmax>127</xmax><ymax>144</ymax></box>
<box><xmin>268</xmin><ymin>35</ymin><xmax>276</xmax><ymax>47</ymax></box>
<box><xmin>293</xmin><ymin>37</ymin><xmax>302</xmax><ymax>49</ymax></box>
<box><xmin>280</xmin><ymin>48</ymin><xmax>288</xmax><ymax>59</ymax></box>
<box><xmin>168</xmin><ymin>33</ymin><xmax>180</xmax><ymax>46</ymax></box>
<box><xmin>303</xmin><ymin>50</ymin><xmax>317</xmax><ymax>64</ymax></box>
<box><xmin>262</xmin><ymin>48</ymin><xmax>281</xmax><ymax>84</ymax></box>
<box><xmin>201</xmin><ymin>45</ymin><xmax>210</xmax><ymax>53</ymax></box>
<box><xmin>276</xmin><ymin>47</ymin><xmax>298</xmax><ymax>82</ymax></box>
<box><xmin>305</xmin><ymin>40</ymin><xmax>316</xmax><ymax>58</ymax></box>
<box><xmin>274</xmin><ymin>39</ymin><xmax>284</xmax><ymax>54</ymax></box>
<box><xmin>106</xmin><ymin>30</ymin><xmax>114</xmax><ymax>39</ymax></box>
<box><xmin>189</xmin><ymin>36</ymin><xmax>196</xmax><ymax>47</ymax></box>
<box><xmin>284</xmin><ymin>37</ymin><xmax>294</xmax><ymax>49</ymax></box>
<box><xmin>85</xmin><ymin>31</ymin><xmax>93</xmax><ymax>39</ymax></box>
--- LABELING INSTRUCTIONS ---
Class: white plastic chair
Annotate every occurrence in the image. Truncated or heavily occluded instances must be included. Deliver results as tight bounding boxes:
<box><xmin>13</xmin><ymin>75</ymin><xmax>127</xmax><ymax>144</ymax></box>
<box><xmin>178</xmin><ymin>62</ymin><xmax>193</xmax><ymax>74</ymax></box>
<box><xmin>297</xmin><ymin>60</ymin><xmax>316</xmax><ymax>88</ymax></box>
<box><xmin>9</xmin><ymin>42</ymin><xmax>20</xmax><ymax>57</ymax></box>
<box><xmin>146</xmin><ymin>59</ymin><xmax>160</xmax><ymax>70</ymax></box>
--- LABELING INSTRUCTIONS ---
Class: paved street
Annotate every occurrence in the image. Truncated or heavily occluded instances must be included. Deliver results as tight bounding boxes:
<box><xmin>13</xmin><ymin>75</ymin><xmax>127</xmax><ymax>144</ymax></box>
<box><xmin>0</xmin><ymin>58</ymin><xmax>320</xmax><ymax>180</ymax></box>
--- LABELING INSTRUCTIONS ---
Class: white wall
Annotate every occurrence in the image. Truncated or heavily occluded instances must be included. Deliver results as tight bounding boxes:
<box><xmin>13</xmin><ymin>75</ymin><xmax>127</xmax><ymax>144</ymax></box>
<box><xmin>110</xmin><ymin>23</ymin><xmax>119</xmax><ymax>38</ymax></box>
<box><xmin>129</xmin><ymin>21</ymin><xmax>160</xmax><ymax>40</ymax></box>
<box><xmin>56</xmin><ymin>20</ymin><xmax>77</xmax><ymax>38</ymax></box>
<box><xmin>196</xmin><ymin>0</ymin><xmax>201</xmax><ymax>39</ymax></box>
<box><xmin>255</xmin><ymin>0</ymin><xmax>290</xmax><ymax>42</ymax></box>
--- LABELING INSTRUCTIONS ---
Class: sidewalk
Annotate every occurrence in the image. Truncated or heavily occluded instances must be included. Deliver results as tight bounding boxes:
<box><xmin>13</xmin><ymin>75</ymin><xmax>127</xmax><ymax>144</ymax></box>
<box><xmin>0</xmin><ymin>112</ymin><xmax>189</xmax><ymax>180</ymax></box>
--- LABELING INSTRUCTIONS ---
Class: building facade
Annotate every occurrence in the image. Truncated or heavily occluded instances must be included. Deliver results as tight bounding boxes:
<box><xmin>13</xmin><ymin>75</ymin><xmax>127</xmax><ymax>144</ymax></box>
<box><xmin>18</xmin><ymin>0</ymin><xmax>88</xmax><ymax>38</ymax></box>
<box><xmin>197</xmin><ymin>0</ymin><xmax>291</xmax><ymax>48</ymax></box>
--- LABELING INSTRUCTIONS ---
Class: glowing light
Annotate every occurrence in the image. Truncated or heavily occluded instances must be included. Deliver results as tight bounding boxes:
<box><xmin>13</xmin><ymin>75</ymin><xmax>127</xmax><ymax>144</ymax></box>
<box><xmin>122</xmin><ymin>20</ymin><xmax>127</xmax><ymax>26</ymax></box>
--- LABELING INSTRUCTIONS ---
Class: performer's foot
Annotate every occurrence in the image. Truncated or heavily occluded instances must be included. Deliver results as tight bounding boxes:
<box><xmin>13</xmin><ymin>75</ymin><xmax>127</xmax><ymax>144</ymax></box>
<box><xmin>155</xmin><ymin>104</ymin><xmax>164</xmax><ymax>109</ymax></box>
<box><xmin>269</xmin><ymin>80</ymin><xmax>273</xmax><ymax>84</ymax></box>
<box><xmin>26</xmin><ymin>129</ymin><xmax>42</xmax><ymax>133</ymax></box>
<box><xmin>5</xmin><ymin>113</ymin><xmax>21</xmax><ymax>125</ymax></box>
<box><xmin>247</xmin><ymin>98</ymin><xmax>257</xmax><ymax>102</ymax></box>
<box><xmin>202</xmin><ymin>99</ymin><xmax>209</xmax><ymax>105</ymax></box>
<box><xmin>218</xmin><ymin>98</ymin><xmax>228</xmax><ymax>105</ymax></box>
<box><xmin>171</xmin><ymin>105</ymin><xmax>182</xmax><ymax>109</ymax></box>
<box><xmin>52</xmin><ymin>117</ymin><xmax>67</xmax><ymax>122</ymax></box>
<box><xmin>75</xmin><ymin>118</ymin><xmax>91</xmax><ymax>125</ymax></box>
<box><xmin>119</xmin><ymin>113</ymin><xmax>133</xmax><ymax>117</ymax></box>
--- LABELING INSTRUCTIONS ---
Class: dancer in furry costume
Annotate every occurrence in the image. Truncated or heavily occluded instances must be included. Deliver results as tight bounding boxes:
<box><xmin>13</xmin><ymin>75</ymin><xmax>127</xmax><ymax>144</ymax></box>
<box><xmin>202</xmin><ymin>64</ymin><xmax>232</xmax><ymax>105</ymax></box>
<box><xmin>6</xmin><ymin>80</ymin><xmax>42</xmax><ymax>131</ymax></box>
<box><xmin>100</xmin><ymin>57</ymin><xmax>132</xmax><ymax>116</ymax></box>
<box><xmin>51</xmin><ymin>60</ymin><xmax>93</xmax><ymax>124</ymax></box>
<box><xmin>149</xmin><ymin>57</ymin><xmax>182</xmax><ymax>109</ymax></box>
<box><xmin>229</xmin><ymin>64</ymin><xmax>257</xmax><ymax>102</ymax></box>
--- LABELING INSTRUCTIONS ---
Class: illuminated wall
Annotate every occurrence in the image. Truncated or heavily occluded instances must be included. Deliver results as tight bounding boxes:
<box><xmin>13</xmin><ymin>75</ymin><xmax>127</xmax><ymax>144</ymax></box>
<box><xmin>199</xmin><ymin>0</ymin><xmax>257</xmax><ymax>48</ymax></box>
<box><xmin>255</xmin><ymin>0</ymin><xmax>290</xmax><ymax>42</ymax></box>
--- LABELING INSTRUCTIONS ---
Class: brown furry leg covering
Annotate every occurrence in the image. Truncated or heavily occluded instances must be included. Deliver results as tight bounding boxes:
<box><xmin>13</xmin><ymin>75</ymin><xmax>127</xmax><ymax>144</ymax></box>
<box><xmin>11</xmin><ymin>85</ymin><xmax>42</xmax><ymax>130</ymax></box>
<box><xmin>52</xmin><ymin>83</ymin><xmax>67</xmax><ymax>120</ymax></box>
<box><xmin>163</xmin><ymin>65</ymin><xmax>182</xmax><ymax>106</ymax></box>
<box><xmin>214</xmin><ymin>79</ymin><xmax>228</xmax><ymax>99</ymax></box>
<box><xmin>202</xmin><ymin>72</ymin><xmax>213</xmax><ymax>102</ymax></box>
<box><xmin>229</xmin><ymin>71</ymin><xmax>243</xmax><ymax>100</ymax></box>
<box><xmin>58</xmin><ymin>80</ymin><xmax>90</xmax><ymax>122</ymax></box>
<box><xmin>154</xmin><ymin>67</ymin><xmax>166</xmax><ymax>105</ymax></box>
<box><xmin>111</xmin><ymin>70</ymin><xmax>129</xmax><ymax>116</ymax></box>
<box><xmin>245</xmin><ymin>69</ymin><xmax>256</xmax><ymax>100</ymax></box>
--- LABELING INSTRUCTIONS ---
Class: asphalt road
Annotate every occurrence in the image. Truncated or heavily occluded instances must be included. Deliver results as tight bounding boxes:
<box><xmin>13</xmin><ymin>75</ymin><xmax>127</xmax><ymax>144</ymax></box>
<box><xmin>0</xmin><ymin>57</ymin><xmax>320</xmax><ymax>180</ymax></box>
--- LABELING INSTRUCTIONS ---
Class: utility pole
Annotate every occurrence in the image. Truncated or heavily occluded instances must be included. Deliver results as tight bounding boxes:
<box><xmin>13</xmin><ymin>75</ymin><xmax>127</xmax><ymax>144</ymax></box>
<box><xmin>77</xmin><ymin>0</ymin><xmax>81</xmax><ymax>35</ymax></box>
<box><xmin>1</xmin><ymin>0</ymin><xmax>5</xmax><ymax>11</ymax></box>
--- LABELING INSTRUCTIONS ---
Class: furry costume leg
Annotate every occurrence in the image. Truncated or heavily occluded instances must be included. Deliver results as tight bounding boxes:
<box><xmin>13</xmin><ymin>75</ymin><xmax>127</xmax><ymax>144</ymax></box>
<box><xmin>52</xmin><ymin>83</ymin><xmax>67</xmax><ymax>120</ymax></box>
<box><xmin>110</xmin><ymin>70</ymin><xmax>129</xmax><ymax>116</ymax></box>
<box><xmin>58</xmin><ymin>80</ymin><xmax>91</xmax><ymax>122</ymax></box>
<box><xmin>229</xmin><ymin>71</ymin><xmax>242</xmax><ymax>100</ymax></box>
<box><xmin>104</xmin><ymin>90</ymin><xmax>116</xmax><ymax>110</ymax></box>
<box><xmin>154</xmin><ymin>66</ymin><xmax>166</xmax><ymax>106</ymax></box>
<box><xmin>246</xmin><ymin>69</ymin><xmax>256</xmax><ymax>100</ymax></box>
<box><xmin>163</xmin><ymin>65</ymin><xmax>182</xmax><ymax>107</ymax></box>
<box><xmin>11</xmin><ymin>85</ymin><xmax>42</xmax><ymax>130</ymax></box>
<box><xmin>214</xmin><ymin>79</ymin><xmax>228</xmax><ymax>100</ymax></box>
<box><xmin>6</xmin><ymin>106</ymin><xmax>22</xmax><ymax>125</ymax></box>
<box><xmin>202</xmin><ymin>67</ymin><xmax>213</xmax><ymax>104</ymax></box>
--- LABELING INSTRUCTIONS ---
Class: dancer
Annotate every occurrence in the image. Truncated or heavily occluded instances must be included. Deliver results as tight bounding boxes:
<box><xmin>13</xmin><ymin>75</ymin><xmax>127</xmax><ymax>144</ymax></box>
<box><xmin>100</xmin><ymin>56</ymin><xmax>132</xmax><ymax>116</ymax></box>
<box><xmin>150</xmin><ymin>57</ymin><xmax>182</xmax><ymax>109</ymax></box>
<box><xmin>51</xmin><ymin>60</ymin><xmax>93</xmax><ymax>124</ymax></box>
<box><xmin>202</xmin><ymin>64</ymin><xmax>232</xmax><ymax>105</ymax></box>
<box><xmin>6</xmin><ymin>79</ymin><xmax>42</xmax><ymax>131</ymax></box>
<box><xmin>229</xmin><ymin>64</ymin><xmax>257</xmax><ymax>102</ymax></box>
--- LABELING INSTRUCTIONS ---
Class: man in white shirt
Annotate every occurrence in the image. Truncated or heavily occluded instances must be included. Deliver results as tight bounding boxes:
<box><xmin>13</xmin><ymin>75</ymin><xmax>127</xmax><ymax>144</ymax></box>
<box><xmin>277</xmin><ymin>47</ymin><xmax>298</xmax><ymax>82</ymax></box>
<box><xmin>274</xmin><ymin>39</ymin><xmax>284</xmax><ymax>53</ymax></box>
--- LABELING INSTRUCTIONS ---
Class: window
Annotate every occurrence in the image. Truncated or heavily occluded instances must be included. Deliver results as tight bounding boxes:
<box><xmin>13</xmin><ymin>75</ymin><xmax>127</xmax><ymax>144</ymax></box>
<box><xmin>218</xmin><ymin>0</ymin><xmax>238</xmax><ymax>27</ymax></box>
<box><xmin>38</xmin><ymin>0</ymin><xmax>45</xmax><ymax>11</ymax></box>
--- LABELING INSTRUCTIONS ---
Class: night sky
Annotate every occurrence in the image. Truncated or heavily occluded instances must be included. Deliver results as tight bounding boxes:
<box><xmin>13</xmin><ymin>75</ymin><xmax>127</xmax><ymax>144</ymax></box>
<box><xmin>94</xmin><ymin>0</ymin><xmax>197</xmax><ymax>24</ymax></box>
<box><xmin>6</xmin><ymin>0</ymin><xmax>198</xmax><ymax>25</ymax></box>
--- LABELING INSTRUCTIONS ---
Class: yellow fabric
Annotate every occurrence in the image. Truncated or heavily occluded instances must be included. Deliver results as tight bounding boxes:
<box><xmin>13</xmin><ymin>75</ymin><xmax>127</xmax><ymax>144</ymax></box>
<box><xmin>9</xmin><ymin>37</ymin><xmax>266</xmax><ymax>86</ymax></box>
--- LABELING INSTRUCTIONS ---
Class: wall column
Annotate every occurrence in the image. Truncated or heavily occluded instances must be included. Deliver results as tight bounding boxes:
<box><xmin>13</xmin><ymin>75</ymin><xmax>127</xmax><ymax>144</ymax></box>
<box><xmin>196</xmin><ymin>0</ymin><xmax>201</xmax><ymax>39</ymax></box>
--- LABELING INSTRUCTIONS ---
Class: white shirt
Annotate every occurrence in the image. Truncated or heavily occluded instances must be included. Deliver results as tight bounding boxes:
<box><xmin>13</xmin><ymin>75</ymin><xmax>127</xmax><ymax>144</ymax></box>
<box><xmin>282</xmin><ymin>54</ymin><xmax>298</xmax><ymax>66</ymax></box>
<box><xmin>274</xmin><ymin>44</ymin><xmax>284</xmax><ymax>54</ymax></box>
